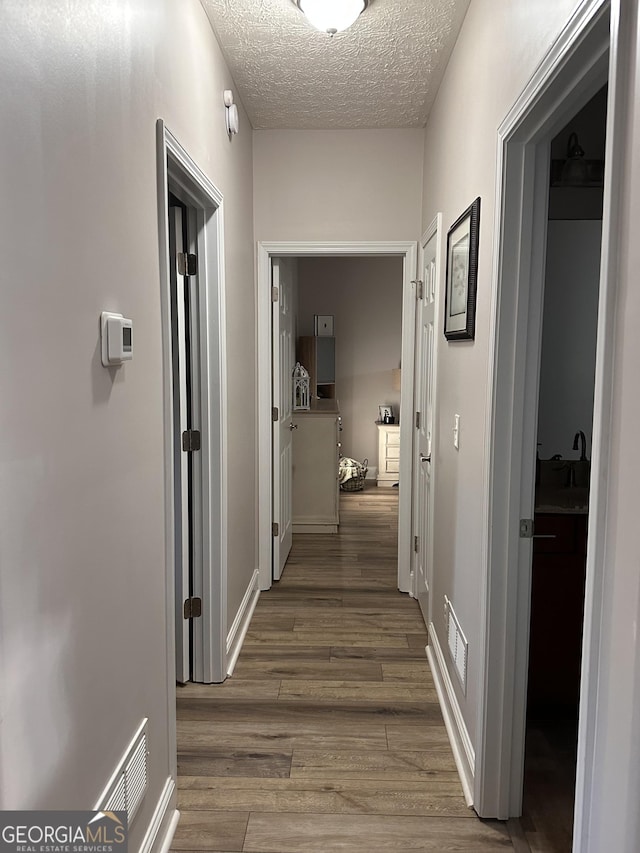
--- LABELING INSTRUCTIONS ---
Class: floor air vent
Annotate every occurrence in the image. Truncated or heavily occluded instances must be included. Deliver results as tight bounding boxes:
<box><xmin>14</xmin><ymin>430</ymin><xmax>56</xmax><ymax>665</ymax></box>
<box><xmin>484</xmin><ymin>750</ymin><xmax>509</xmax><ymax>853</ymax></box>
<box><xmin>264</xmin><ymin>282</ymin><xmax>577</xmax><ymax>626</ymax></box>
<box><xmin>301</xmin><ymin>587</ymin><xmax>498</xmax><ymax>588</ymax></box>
<box><xmin>444</xmin><ymin>596</ymin><xmax>468</xmax><ymax>693</ymax></box>
<box><xmin>96</xmin><ymin>718</ymin><xmax>148</xmax><ymax>826</ymax></box>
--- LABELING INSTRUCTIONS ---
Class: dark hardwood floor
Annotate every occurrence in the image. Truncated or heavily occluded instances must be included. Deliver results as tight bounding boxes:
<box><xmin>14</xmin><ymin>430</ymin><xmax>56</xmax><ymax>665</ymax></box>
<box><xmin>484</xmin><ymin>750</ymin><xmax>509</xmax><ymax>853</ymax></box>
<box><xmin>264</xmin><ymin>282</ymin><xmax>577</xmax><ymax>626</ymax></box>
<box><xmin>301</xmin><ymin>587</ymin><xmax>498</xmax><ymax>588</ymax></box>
<box><xmin>172</xmin><ymin>484</ymin><xmax>522</xmax><ymax>851</ymax></box>
<box><xmin>519</xmin><ymin>718</ymin><xmax>578</xmax><ymax>852</ymax></box>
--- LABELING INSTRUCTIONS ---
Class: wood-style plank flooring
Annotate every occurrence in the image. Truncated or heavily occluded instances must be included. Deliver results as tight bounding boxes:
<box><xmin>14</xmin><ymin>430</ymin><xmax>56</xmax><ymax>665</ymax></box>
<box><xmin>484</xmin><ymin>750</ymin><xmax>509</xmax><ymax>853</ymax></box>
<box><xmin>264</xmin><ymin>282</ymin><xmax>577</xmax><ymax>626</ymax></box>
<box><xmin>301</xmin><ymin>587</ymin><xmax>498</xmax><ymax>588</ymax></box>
<box><xmin>519</xmin><ymin>719</ymin><xmax>578</xmax><ymax>852</ymax></box>
<box><xmin>173</xmin><ymin>484</ymin><xmax>516</xmax><ymax>852</ymax></box>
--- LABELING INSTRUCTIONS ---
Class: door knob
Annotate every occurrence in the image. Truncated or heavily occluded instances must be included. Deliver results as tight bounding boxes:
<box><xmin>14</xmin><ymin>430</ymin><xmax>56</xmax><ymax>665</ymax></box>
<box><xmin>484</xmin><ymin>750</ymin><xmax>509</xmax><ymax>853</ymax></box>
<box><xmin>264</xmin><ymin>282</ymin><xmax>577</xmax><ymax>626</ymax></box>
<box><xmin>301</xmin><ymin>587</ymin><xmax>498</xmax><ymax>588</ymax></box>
<box><xmin>289</xmin><ymin>422</ymin><xmax>298</xmax><ymax>431</ymax></box>
<box><xmin>420</xmin><ymin>453</ymin><xmax>431</xmax><ymax>463</ymax></box>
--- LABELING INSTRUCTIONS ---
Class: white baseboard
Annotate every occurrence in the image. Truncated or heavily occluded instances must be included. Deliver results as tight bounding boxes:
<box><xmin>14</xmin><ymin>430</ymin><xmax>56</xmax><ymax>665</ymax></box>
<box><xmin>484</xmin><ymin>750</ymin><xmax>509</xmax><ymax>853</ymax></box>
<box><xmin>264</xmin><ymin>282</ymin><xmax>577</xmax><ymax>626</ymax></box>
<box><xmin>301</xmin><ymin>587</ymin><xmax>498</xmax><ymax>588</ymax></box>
<box><xmin>226</xmin><ymin>569</ymin><xmax>260</xmax><ymax>676</ymax></box>
<box><xmin>427</xmin><ymin>623</ymin><xmax>475</xmax><ymax>807</ymax></box>
<box><xmin>153</xmin><ymin>809</ymin><xmax>179</xmax><ymax>853</ymax></box>
<box><xmin>138</xmin><ymin>777</ymin><xmax>177</xmax><ymax>853</ymax></box>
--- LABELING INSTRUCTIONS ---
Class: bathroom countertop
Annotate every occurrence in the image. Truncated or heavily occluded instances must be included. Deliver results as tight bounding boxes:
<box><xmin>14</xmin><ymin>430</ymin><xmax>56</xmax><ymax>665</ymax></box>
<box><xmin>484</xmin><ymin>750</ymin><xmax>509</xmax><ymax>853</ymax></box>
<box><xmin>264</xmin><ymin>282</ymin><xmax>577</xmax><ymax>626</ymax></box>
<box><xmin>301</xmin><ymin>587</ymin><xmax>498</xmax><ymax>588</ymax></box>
<box><xmin>534</xmin><ymin>485</ymin><xmax>589</xmax><ymax>514</ymax></box>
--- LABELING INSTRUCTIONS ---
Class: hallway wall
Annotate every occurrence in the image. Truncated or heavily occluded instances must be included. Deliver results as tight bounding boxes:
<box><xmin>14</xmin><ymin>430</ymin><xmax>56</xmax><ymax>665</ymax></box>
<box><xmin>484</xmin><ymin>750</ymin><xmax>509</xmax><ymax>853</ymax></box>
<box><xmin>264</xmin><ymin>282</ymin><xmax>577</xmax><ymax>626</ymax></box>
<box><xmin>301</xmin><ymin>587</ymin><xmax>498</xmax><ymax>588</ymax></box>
<box><xmin>0</xmin><ymin>0</ymin><xmax>255</xmax><ymax>847</ymax></box>
<box><xmin>253</xmin><ymin>129</ymin><xmax>424</xmax><ymax>242</ymax></box>
<box><xmin>418</xmin><ymin>0</ymin><xmax>584</xmax><ymax>760</ymax></box>
<box><xmin>421</xmin><ymin>0</ymin><xmax>640</xmax><ymax>847</ymax></box>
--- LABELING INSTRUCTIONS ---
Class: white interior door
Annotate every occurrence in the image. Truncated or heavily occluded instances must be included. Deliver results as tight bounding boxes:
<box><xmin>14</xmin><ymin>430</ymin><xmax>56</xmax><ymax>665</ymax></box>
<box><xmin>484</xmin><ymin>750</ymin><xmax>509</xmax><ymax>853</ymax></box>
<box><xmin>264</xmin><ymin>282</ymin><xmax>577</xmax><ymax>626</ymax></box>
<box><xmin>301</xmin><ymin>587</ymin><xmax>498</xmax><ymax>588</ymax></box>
<box><xmin>414</xmin><ymin>230</ymin><xmax>439</xmax><ymax>626</ymax></box>
<box><xmin>169</xmin><ymin>205</ymin><xmax>190</xmax><ymax>683</ymax></box>
<box><xmin>272</xmin><ymin>258</ymin><xmax>295</xmax><ymax>580</ymax></box>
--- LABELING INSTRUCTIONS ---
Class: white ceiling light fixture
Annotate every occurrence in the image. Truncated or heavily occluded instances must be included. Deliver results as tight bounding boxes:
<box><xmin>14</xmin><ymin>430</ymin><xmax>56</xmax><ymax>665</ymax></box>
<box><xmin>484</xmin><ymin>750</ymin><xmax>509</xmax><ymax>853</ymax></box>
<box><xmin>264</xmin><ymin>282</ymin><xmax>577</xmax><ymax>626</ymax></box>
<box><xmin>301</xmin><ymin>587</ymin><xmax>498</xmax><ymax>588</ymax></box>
<box><xmin>295</xmin><ymin>0</ymin><xmax>368</xmax><ymax>36</ymax></box>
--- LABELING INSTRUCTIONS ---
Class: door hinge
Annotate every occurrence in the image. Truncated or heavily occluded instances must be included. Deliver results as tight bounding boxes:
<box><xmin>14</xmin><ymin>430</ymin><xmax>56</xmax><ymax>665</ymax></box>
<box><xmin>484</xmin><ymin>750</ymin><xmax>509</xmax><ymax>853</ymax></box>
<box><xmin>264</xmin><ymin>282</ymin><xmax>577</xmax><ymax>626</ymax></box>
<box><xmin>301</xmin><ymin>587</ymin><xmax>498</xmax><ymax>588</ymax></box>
<box><xmin>272</xmin><ymin>407</ymin><xmax>279</xmax><ymax>422</ymax></box>
<box><xmin>412</xmin><ymin>279</ymin><xmax>424</xmax><ymax>299</ymax></box>
<box><xmin>519</xmin><ymin>518</ymin><xmax>534</xmax><ymax>538</ymax></box>
<box><xmin>177</xmin><ymin>252</ymin><xmax>198</xmax><ymax>276</ymax></box>
<box><xmin>272</xmin><ymin>285</ymin><xmax>279</xmax><ymax>302</ymax></box>
<box><xmin>183</xmin><ymin>597</ymin><xmax>202</xmax><ymax>619</ymax></box>
<box><xmin>272</xmin><ymin>521</ymin><xmax>279</xmax><ymax>537</ymax></box>
<box><xmin>415</xmin><ymin>411</ymin><xmax>421</xmax><ymax>430</ymax></box>
<box><xmin>414</xmin><ymin>535</ymin><xmax>419</xmax><ymax>553</ymax></box>
<box><xmin>182</xmin><ymin>429</ymin><xmax>201</xmax><ymax>452</ymax></box>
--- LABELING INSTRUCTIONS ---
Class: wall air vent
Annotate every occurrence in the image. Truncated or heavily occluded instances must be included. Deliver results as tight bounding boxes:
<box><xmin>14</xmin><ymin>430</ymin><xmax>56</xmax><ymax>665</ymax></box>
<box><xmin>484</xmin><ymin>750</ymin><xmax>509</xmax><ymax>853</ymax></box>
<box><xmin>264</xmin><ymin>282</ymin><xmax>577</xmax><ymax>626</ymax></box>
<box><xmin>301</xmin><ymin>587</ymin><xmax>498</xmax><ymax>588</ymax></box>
<box><xmin>444</xmin><ymin>596</ymin><xmax>468</xmax><ymax>694</ymax></box>
<box><xmin>95</xmin><ymin>718</ymin><xmax>148</xmax><ymax>827</ymax></box>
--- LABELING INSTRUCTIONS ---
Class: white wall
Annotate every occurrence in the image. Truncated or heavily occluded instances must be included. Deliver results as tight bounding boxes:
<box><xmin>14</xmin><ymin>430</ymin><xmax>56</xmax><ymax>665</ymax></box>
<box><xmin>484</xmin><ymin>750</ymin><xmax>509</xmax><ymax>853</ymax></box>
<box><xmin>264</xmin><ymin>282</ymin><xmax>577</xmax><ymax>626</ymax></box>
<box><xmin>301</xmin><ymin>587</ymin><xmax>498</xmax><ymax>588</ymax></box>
<box><xmin>0</xmin><ymin>0</ymin><xmax>256</xmax><ymax>847</ymax></box>
<box><xmin>253</xmin><ymin>129</ymin><xmax>424</xmax><ymax>242</ymax></box>
<box><xmin>418</xmin><ymin>0</ymin><xmax>583</xmax><ymax>772</ymax></box>
<box><xmin>537</xmin><ymin>220</ymin><xmax>602</xmax><ymax>460</ymax></box>
<box><xmin>297</xmin><ymin>257</ymin><xmax>403</xmax><ymax>468</ymax></box>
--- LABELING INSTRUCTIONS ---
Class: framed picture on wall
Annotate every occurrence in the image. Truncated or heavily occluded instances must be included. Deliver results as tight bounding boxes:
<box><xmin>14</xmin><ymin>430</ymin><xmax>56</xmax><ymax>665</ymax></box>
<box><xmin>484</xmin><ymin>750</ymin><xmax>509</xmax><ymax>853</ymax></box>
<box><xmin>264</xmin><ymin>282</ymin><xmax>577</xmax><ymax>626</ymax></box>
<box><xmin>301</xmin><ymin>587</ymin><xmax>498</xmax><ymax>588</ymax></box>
<box><xmin>314</xmin><ymin>314</ymin><xmax>334</xmax><ymax>336</ymax></box>
<box><xmin>444</xmin><ymin>197</ymin><xmax>481</xmax><ymax>341</ymax></box>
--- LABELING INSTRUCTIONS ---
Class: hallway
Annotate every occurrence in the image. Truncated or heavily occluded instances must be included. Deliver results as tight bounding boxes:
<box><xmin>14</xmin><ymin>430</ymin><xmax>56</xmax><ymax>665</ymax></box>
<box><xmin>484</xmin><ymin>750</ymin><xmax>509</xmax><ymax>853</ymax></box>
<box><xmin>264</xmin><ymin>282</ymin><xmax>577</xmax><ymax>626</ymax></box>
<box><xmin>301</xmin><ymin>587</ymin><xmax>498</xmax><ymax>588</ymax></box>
<box><xmin>171</xmin><ymin>485</ymin><xmax>514</xmax><ymax>851</ymax></box>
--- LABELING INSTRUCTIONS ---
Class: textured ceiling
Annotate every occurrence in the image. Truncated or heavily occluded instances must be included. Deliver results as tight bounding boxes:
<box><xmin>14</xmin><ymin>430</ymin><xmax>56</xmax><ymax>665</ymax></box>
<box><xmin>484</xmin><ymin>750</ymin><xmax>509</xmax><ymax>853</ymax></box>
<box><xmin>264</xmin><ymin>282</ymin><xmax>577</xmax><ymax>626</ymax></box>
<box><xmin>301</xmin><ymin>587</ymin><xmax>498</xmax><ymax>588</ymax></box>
<box><xmin>199</xmin><ymin>0</ymin><xmax>471</xmax><ymax>129</ymax></box>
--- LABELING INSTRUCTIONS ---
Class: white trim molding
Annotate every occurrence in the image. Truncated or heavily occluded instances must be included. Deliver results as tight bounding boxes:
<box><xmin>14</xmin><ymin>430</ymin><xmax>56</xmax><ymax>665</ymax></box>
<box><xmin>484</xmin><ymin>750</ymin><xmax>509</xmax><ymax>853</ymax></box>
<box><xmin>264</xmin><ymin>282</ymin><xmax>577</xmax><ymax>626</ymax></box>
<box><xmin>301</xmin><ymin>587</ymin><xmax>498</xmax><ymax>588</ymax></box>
<box><xmin>157</xmin><ymin>119</ymin><xmax>228</xmax><ymax>688</ymax></box>
<box><xmin>138</xmin><ymin>777</ymin><xmax>177</xmax><ymax>853</ymax></box>
<box><xmin>257</xmin><ymin>241</ymin><xmax>417</xmax><ymax>595</ymax></box>
<box><xmin>427</xmin><ymin>625</ymin><xmax>475</xmax><ymax>807</ymax></box>
<box><xmin>411</xmin><ymin>214</ymin><xmax>444</xmax><ymax>608</ymax></box>
<box><xmin>226</xmin><ymin>569</ymin><xmax>260</xmax><ymax>676</ymax></box>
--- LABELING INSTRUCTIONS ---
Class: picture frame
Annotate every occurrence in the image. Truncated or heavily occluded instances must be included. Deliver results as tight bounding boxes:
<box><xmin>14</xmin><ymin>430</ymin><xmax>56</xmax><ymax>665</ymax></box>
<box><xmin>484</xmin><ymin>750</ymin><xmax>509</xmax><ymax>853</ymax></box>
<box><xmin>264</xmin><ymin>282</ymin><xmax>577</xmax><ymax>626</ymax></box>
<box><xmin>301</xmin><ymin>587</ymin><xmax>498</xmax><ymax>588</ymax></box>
<box><xmin>314</xmin><ymin>314</ymin><xmax>334</xmax><ymax>336</ymax></box>
<box><xmin>444</xmin><ymin>197</ymin><xmax>481</xmax><ymax>341</ymax></box>
<box><xmin>378</xmin><ymin>404</ymin><xmax>395</xmax><ymax>424</ymax></box>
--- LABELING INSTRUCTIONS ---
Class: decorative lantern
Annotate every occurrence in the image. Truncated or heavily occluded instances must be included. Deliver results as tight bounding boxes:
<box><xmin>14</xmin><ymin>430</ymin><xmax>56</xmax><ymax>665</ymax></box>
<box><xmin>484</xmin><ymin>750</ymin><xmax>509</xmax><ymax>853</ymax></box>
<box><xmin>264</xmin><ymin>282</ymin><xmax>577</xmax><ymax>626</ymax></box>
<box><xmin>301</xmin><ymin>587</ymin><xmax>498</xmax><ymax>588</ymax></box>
<box><xmin>292</xmin><ymin>362</ymin><xmax>310</xmax><ymax>411</ymax></box>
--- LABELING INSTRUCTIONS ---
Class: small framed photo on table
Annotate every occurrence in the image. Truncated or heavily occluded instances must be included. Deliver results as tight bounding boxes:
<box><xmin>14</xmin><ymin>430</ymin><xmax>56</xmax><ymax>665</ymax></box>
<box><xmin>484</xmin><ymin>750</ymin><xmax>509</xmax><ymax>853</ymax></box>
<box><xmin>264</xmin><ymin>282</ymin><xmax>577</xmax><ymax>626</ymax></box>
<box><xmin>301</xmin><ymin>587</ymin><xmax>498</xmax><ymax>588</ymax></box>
<box><xmin>444</xmin><ymin>197</ymin><xmax>481</xmax><ymax>341</ymax></box>
<box><xmin>378</xmin><ymin>404</ymin><xmax>395</xmax><ymax>424</ymax></box>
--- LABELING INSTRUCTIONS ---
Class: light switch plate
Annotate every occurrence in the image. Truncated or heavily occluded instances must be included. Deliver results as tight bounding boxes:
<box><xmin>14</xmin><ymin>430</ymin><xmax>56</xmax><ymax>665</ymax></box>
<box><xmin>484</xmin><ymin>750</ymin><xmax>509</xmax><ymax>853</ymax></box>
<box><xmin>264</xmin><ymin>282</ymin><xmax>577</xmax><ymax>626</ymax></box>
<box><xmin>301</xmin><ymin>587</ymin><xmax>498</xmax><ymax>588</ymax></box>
<box><xmin>453</xmin><ymin>414</ymin><xmax>460</xmax><ymax>450</ymax></box>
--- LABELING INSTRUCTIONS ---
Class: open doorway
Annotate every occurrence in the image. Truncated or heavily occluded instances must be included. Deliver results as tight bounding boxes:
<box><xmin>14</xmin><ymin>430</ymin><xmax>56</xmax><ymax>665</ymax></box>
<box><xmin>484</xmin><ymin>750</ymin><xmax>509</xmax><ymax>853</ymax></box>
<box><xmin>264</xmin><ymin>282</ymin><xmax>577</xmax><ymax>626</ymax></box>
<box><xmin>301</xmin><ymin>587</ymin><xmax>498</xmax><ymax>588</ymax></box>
<box><xmin>167</xmin><ymin>193</ymin><xmax>200</xmax><ymax>684</ymax></box>
<box><xmin>474</xmin><ymin>4</ymin><xmax>620</xmax><ymax>839</ymax></box>
<box><xmin>271</xmin><ymin>254</ymin><xmax>405</xmax><ymax>582</ymax></box>
<box><xmin>297</xmin><ymin>256</ymin><xmax>404</xmax><ymax>487</ymax></box>
<box><xmin>257</xmin><ymin>242</ymin><xmax>418</xmax><ymax>596</ymax></box>
<box><xmin>157</xmin><ymin>121</ymin><xmax>228</xmax><ymax>686</ymax></box>
<box><xmin>521</xmin><ymin>86</ymin><xmax>607</xmax><ymax>850</ymax></box>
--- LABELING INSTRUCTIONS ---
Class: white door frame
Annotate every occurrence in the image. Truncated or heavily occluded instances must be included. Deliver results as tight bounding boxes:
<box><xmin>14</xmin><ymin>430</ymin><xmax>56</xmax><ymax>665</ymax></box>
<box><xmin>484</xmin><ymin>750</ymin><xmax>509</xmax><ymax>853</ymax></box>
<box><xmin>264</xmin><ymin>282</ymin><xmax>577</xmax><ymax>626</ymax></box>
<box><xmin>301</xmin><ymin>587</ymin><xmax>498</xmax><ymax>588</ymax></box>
<box><xmin>411</xmin><ymin>215</ymin><xmax>444</xmax><ymax>611</ymax></box>
<box><xmin>475</xmin><ymin>0</ymin><xmax>622</xmax><ymax>836</ymax></box>
<box><xmin>272</xmin><ymin>257</ymin><xmax>295</xmax><ymax>580</ymax></box>
<box><xmin>257</xmin><ymin>241</ymin><xmax>417</xmax><ymax>594</ymax></box>
<box><xmin>157</xmin><ymin>121</ymin><xmax>228</xmax><ymax>685</ymax></box>
<box><xmin>168</xmin><ymin>204</ymin><xmax>191</xmax><ymax>684</ymax></box>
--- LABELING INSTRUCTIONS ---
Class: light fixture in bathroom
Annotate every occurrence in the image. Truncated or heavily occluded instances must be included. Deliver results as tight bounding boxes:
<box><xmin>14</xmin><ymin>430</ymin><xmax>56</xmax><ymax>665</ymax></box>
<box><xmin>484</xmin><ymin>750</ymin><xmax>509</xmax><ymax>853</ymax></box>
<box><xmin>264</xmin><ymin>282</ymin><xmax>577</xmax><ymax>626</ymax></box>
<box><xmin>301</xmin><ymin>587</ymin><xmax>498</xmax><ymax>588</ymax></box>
<box><xmin>559</xmin><ymin>132</ymin><xmax>589</xmax><ymax>185</ymax></box>
<box><xmin>295</xmin><ymin>0</ymin><xmax>368</xmax><ymax>36</ymax></box>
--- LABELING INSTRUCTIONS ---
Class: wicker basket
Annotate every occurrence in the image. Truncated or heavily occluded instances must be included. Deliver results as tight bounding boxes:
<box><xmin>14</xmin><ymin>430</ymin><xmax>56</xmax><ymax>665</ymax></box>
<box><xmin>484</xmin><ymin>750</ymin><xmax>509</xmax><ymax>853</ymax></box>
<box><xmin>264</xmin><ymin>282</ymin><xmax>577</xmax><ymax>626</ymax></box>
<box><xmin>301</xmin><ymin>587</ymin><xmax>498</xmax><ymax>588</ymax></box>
<box><xmin>339</xmin><ymin>457</ymin><xmax>368</xmax><ymax>491</ymax></box>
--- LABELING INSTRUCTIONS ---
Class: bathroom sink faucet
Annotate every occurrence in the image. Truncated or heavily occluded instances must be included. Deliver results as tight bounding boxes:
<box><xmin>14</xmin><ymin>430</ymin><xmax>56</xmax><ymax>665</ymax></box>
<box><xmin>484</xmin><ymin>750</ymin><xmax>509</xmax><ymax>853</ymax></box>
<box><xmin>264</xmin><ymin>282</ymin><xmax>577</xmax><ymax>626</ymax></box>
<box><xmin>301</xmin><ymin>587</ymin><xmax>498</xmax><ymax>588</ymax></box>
<box><xmin>573</xmin><ymin>430</ymin><xmax>587</xmax><ymax>462</ymax></box>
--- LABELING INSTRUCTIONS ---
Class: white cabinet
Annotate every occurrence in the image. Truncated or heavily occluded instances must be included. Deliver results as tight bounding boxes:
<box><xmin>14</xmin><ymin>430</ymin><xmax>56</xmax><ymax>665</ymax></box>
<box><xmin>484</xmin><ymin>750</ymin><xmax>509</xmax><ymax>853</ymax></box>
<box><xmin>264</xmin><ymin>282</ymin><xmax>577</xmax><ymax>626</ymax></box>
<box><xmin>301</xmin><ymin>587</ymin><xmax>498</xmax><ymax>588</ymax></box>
<box><xmin>377</xmin><ymin>424</ymin><xmax>400</xmax><ymax>487</ymax></box>
<box><xmin>292</xmin><ymin>402</ymin><xmax>340</xmax><ymax>533</ymax></box>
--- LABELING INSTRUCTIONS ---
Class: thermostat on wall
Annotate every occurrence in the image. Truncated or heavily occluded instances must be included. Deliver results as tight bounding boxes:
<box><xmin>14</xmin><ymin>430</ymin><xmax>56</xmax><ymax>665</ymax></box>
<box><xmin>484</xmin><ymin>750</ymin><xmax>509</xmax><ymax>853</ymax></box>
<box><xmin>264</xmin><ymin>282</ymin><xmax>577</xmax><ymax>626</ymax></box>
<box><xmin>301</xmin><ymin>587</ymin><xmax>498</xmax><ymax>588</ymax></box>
<box><xmin>101</xmin><ymin>311</ymin><xmax>133</xmax><ymax>367</ymax></box>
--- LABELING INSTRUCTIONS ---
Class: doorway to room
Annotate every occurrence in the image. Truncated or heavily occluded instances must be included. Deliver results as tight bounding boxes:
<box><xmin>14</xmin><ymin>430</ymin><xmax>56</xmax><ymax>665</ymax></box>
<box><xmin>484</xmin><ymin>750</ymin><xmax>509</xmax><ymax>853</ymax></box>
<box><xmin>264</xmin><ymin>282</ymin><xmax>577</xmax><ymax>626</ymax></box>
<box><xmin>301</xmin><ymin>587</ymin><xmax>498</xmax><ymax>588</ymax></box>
<box><xmin>157</xmin><ymin>121</ymin><xmax>228</xmax><ymax>686</ymax></box>
<box><xmin>270</xmin><ymin>253</ymin><xmax>406</xmax><ymax>582</ymax></box>
<box><xmin>475</xmin><ymin>5</ymin><xmax>620</xmax><ymax>849</ymax></box>
<box><xmin>257</xmin><ymin>242</ymin><xmax>418</xmax><ymax>597</ymax></box>
<box><xmin>520</xmin><ymin>84</ymin><xmax>607</xmax><ymax>851</ymax></box>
